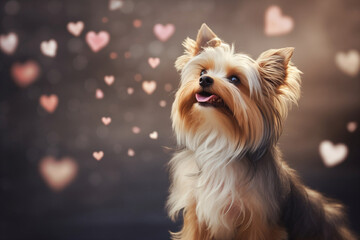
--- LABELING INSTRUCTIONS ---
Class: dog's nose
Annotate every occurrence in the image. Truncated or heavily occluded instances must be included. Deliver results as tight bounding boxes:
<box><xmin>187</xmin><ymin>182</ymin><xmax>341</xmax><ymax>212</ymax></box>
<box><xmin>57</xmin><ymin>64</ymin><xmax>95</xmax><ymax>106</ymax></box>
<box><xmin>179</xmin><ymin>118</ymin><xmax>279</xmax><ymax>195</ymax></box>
<box><xmin>199</xmin><ymin>76</ymin><xmax>214</xmax><ymax>88</ymax></box>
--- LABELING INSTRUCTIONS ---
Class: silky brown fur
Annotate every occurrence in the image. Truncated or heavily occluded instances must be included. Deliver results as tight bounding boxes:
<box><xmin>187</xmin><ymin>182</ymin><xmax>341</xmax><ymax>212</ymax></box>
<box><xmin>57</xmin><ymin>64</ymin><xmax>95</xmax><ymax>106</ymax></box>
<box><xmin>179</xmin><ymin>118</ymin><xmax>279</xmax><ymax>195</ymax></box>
<box><xmin>167</xmin><ymin>24</ymin><xmax>356</xmax><ymax>240</ymax></box>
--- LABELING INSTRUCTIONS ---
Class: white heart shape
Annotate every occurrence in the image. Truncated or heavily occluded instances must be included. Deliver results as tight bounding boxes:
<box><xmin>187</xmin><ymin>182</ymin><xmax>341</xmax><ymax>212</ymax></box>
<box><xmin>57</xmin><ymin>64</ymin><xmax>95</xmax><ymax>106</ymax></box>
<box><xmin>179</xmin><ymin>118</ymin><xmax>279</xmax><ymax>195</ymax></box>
<box><xmin>101</xmin><ymin>117</ymin><xmax>112</xmax><ymax>126</ymax></box>
<box><xmin>335</xmin><ymin>50</ymin><xmax>360</xmax><ymax>77</ymax></box>
<box><xmin>39</xmin><ymin>156</ymin><xmax>78</xmax><ymax>191</ymax></box>
<box><xmin>0</xmin><ymin>32</ymin><xmax>18</xmax><ymax>55</ymax></box>
<box><xmin>149</xmin><ymin>131</ymin><xmax>158</xmax><ymax>139</ymax></box>
<box><xmin>40</xmin><ymin>39</ymin><xmax>58</xmax><ymax>57</ymax></box>
<box><xmin>109</xmin><ymin>0</ymin><xmax>123</xmax><ymax>11</ymax></box>
<box><xmin>142</xmin><ymin>81</ymin><xmax>157</xmax><ymax>95</ymax></box>
<box><xmin>265</xmin><ymin>6</ymin><xmax>294</xmax><ymax>36</ymax></box>
<box><xmin>67</xmin><ymin>21</ymin><xmax>84</xmax><ymax>37</ymax></box>
<box><xmin>93</xmin><ymin>151</ymin><xmax>104</xmax><ymax>161</ymax></box>
<box><xmin>104</xmin><ymin>75</ymin><xmax>115</xmax><ymax>85</ymax></box>
<box><xmin>319</xmin><ymin>140</ymin><xmax>348</xmax><ymax>167</ymax></box>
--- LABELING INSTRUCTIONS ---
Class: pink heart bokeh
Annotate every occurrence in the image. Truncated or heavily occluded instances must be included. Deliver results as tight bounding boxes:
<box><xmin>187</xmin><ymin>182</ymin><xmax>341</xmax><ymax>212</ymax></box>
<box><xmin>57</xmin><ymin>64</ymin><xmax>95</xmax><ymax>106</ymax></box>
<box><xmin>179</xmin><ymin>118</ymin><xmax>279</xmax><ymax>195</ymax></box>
<box><xmin>11</xmin><ymin>60</ymin><xmax>40</xmax><ymax>88</ymax></box>
<box><xmin>153</xmin><ymin>24</ymin><xmax>175</xmax><ymax>42</ymax></box>
<box><xmin>93</xmin><ymin>151</ymin><xmax>104</xmax><ymax>161</ymax></box>
<box><xmin>39</xmin><ymin>156</ymin><xmax>78</xmax><ymax>192</ymax></box>
<box><xmin>86</xmin><ymin>31</ymin><xmax>110</xmax><ymax>52</ymax></box>
<box><xmin>0</xmin><ymin>32</ymin><xmax>18</xmax><ymax>55</ymax></box>
<box><xmin>104</xmin><ymin>75</ymin><xmax>115</xmax><ymax>86</ymax></box>
<box><xmin>265</xmin><ymin>6</ymin><xmax>294</xmax><ymax>36</ymax></box>
<box><xmin>67</xmin><ymin>21</ymin><xmax>84</xmax><ymax>37</ymax></box>
<box><xmin>39</xmin><ymin>94</ymin><xmax>59</xmax><ymax>113</ymax></box>
<box><xmin>95</xmin><ymin>89</ymin><xmax>104</xmax><ymax>99</ymax></box>
<box><xmin>142</xmin><ymin>80</ymin><xmax>157</xmax><ymax>95</ymax></box>
<box><xmin>101</xmin><ymin>117</ymin><xmax>112</xmax><ymax>125</ymax></box>
<box><xmin>148</xmin><ymin>57</ymin><xmax>160</xmax><ymax>69</ymax></box>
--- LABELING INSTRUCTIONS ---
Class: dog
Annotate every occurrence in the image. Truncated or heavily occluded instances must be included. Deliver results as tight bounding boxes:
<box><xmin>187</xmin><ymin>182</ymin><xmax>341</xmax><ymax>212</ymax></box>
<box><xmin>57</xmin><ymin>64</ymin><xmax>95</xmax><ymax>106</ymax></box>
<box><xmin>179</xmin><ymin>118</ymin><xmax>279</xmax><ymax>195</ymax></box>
<box><xmin>166</xmin><ymin>23</ymin><xmax>356</xmax><ymax>240</ymax></box>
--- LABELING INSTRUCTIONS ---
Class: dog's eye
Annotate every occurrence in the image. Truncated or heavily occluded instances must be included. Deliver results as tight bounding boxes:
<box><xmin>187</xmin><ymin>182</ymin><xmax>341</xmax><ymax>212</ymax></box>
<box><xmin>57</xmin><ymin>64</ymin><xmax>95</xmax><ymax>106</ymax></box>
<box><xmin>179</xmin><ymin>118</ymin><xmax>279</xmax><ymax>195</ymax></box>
<box><xmin>228</xmin><ymin>75</ymin><xmax>240</xmax><ymax>84</ymax></box>
<box><xmin>200</xmin><ymin>70</ymin><xmax>207</xmax><ymax>76</ymax></box>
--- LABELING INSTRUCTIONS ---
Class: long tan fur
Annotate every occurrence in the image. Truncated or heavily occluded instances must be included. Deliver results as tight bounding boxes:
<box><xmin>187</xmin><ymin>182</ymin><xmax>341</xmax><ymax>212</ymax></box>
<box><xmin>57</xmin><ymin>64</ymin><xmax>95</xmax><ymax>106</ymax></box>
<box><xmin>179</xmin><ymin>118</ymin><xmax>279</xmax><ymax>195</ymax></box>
<box><xmin>167</xmin><ymin>23</ymin><xmax>356</xmax><ymax>240</ymax></box>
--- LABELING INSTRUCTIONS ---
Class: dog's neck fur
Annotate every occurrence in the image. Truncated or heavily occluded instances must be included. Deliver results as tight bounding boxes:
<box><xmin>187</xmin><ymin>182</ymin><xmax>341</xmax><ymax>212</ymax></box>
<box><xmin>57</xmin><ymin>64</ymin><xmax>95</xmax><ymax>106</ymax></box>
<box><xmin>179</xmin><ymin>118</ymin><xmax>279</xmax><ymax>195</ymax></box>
<box><xmin>168</xmin><ymin>124</ymin><xmax>285</xmax><ymax>240</ymax></box>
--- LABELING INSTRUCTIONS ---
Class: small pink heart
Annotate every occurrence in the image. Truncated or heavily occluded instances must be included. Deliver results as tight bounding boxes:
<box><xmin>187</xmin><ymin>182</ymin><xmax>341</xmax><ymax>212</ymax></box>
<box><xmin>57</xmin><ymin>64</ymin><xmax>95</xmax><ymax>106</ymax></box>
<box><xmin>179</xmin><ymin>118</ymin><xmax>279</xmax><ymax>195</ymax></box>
<box><xmin>164</xmin><ymin>83</ymin><xmax>173</xmax><ymax>92</ymax></box>
<box><xmin>149</xmin><ymin>131</ymin><xmax>158</xmax><ymax>139</ymax></box>
<box><xmin>11</xmin><ymin>61</ymin><xmax>40</xmax><ymax>87</ymax></box>
<box><xmin>265</xmin><ymin>6</ymin><xmax>294</xmax><ymax>36</ymax></box>
<box><xmin>319</xmin><ymin>140</ymin><xmax>348</xmax><ymax>167</ymax></box>
<box><xmin>159</xmin><ymin>100</ymin><xmax>166</xmax><ymax>107</ymax></box>
<box><xmin>93</xmin><ymin>151</ymin><xmax>104</xmax><ymax>161</ymax></box>
<box><xmin>148</xmin><ymin>57</ymin><xmax>160</xmax><ymax>68</ymax></box>
<box><xmin>86</xmin><ymin>31</ymin><xmax>110</xmax><ymax>52</ymax></box>
<box><xmin>132</xmin><ymin>126</ymin><xmax>141</xmax><ymax>134</ymax></box>
<box><xmin>39</xmin><ymin>94</ymin><xmax>59</xmax><ymax>113</ymax></box>
<box><xmin>95</xmin><ymin>89</ymin><xmax>104</xmax><ymax>99</ymax></box>
<box><xmin>133</xmin><ymin>19</ymin><xmax>142</xmax><ymax>28</ymax></box>
<box><xmin>67</xmin><ymin>21</ymin><xmax>84</xmax><ymax>37</ymax></box>
<box><xmin>110</xmin><ymin>52</ymin><xmax>118</xmax><ymax>59</ymax></box>
<box><xmin>102</xmin><ymin>17</ymin><xmax>109</xmax><ymax>23</ymax></box>
<box><xmin>40</xmin><ymin>39</ymin><xmax>58</xmax><ymax>57</ymax></box>
<box><xmin>102</xmin><ymin>117</ymin><xmax>112</xmax><ymax>125</ymax></box>
<box><xmin>127</xmin><ymin>87</ymin><xmax>134</xmax><ymax>95</ymax></box>
<box><xmin>153</xmin><ymin>23</ymin><xmax>175</xmax><ymax>42</ymax></box>
<box><xmin>104</xmin><ymin>75</ymin><xmax>114</xmax><ymax>85</ymax></box>
<box><xmin>0</xmin><ymin>32</ymin><xmax>18</xmax><ymax>55</ymax></box>
<box><xmin>134</xmin><ymin>73</ymin><xmax>142</xmax><ymax>82</ymax></box>
<box><xmin>39</xmin><ymin>156</ymin><xmax>78</xmax><ymax>191</ymax></box>
<box><xmin>142</xmin><ymin>80</ymin><xmax>157</xmax><ymax>95</ymax></box>
<box><xmin>347</xmin><ymin>121</ymin><xmax>357</xmax><ymax>132</ymax></box>
<box><xmin>127</xmin><ymin>148</ymin><xmax>135</xmax><ymax>157</ymax></box>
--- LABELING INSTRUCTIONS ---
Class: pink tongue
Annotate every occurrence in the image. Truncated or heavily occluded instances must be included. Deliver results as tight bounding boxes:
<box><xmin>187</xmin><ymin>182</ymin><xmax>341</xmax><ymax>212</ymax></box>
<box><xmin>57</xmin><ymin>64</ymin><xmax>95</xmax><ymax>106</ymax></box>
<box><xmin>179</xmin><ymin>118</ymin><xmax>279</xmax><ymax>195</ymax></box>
<box><xmin>196</xmin><ymin>93</ymin><xmax>217</xmax><ymax>103</ymax></box>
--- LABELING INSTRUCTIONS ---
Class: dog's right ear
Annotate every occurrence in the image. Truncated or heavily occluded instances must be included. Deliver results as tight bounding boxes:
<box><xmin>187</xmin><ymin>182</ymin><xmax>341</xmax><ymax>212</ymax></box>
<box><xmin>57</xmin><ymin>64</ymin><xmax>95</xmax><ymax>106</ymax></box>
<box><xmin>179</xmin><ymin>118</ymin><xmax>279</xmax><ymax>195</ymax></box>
<box><xmin>175</xmin><ymin>23</ymin><xmax>222</xmax><ymax>71</ymax></box>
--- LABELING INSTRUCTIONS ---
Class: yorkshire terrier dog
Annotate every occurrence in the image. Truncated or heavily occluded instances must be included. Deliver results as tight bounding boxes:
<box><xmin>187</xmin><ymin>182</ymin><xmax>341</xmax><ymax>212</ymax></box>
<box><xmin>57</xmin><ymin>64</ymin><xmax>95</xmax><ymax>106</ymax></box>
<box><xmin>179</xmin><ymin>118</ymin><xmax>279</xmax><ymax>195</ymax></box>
<box><xmin>167</xmin><ymin>24</ymin><xmax>356</xmax><ymax>240</ymax></box>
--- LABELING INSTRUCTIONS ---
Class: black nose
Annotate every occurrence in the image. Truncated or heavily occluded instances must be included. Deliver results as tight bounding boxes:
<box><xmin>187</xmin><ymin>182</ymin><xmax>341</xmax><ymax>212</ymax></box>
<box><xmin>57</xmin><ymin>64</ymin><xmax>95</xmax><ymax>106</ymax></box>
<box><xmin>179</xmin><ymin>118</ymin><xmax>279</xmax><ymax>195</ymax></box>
<box><xmin>199</xmin><ymin>76</ymin><xmax>214</xmax><ymax>88</ymax></box>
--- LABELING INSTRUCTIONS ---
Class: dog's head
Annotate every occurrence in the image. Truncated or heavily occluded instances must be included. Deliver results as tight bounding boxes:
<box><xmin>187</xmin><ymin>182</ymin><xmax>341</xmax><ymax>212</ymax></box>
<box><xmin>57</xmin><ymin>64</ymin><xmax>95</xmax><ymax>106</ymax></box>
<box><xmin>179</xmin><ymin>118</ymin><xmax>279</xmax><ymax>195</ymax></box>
<box><xmin>172</xmin><ymin>24</ymin><xmax>301</xmax><ymax>161</ymax></box>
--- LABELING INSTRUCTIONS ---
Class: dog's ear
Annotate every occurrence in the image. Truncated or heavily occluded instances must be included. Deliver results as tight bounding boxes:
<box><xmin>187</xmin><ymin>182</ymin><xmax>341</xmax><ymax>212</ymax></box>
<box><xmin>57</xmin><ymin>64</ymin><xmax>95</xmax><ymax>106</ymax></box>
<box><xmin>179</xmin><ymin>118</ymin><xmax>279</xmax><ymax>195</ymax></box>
<box><xmin>256</xmin><ymin>47</ymin><xmax>301</xmax><ymax>105</ymax></box>
<box><xmin>256</xmin><ymin>48</ymin><xmax>301</xmax><ymax>159</ymax></box>
<box><xmin>196</xmin><ymin>23</ymin><xmax>222</xmax><ymax>50</ymax></box>
<box><xmin>257</xmin><ymin>47</ymin><xmax>294</xmax><ymax>88</ymax></box>
<box><xmin>175</xmin><ymin>24</ymin><xmax>222</xmax><ymax>71</ymax></box>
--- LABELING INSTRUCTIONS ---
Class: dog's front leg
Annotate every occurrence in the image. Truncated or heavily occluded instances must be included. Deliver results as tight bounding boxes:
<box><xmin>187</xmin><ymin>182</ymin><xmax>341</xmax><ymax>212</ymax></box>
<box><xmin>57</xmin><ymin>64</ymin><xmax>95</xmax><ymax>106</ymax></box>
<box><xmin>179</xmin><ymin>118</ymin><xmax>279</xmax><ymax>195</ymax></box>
<box><xmin>171</xmin><ymin>204</ymin><xmax>212</xmax><ymax>240</ymax></box>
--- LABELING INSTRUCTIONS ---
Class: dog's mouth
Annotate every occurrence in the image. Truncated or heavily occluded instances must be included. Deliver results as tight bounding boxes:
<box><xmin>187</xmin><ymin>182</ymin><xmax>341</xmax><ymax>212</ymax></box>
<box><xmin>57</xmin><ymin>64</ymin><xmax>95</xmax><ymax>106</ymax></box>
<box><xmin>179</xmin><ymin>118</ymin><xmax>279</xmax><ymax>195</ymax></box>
<box><xmin>195</xmin><ymin>91</ymin><xmax>224</xmax><ymax>107</ymax></box>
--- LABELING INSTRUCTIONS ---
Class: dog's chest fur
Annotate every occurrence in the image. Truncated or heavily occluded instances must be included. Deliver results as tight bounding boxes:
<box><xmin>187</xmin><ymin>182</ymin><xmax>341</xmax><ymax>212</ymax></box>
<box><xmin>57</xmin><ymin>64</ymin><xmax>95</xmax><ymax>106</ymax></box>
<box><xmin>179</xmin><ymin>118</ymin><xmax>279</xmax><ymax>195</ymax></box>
<box><xmin>167</xmin><ymin>148</ymin><xmax>273</xmax><ymax>239</ymax></box>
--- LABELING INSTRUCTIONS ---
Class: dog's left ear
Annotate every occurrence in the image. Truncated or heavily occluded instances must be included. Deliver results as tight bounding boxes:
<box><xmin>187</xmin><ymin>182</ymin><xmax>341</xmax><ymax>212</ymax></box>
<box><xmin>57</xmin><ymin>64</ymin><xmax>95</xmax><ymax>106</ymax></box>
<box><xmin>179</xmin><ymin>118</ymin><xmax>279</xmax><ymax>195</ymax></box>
<box><xmin>252</xmin><ymin>48</ymin><xmax>301</xmax><ymax>161</ymax></box>
<box><xmin>175</xmin><ymin>24</ymin><xmax>222</xmax><ymax>71</ymax></box>
<box><xmin>256</xmin><ymin>47</ymin><xmax>301</xmax><ymax>104</ymax></box>
<box><xmin>256</xmin><ymin>47</ymin><xmax>294</xmax><ymax>88</ymax></box>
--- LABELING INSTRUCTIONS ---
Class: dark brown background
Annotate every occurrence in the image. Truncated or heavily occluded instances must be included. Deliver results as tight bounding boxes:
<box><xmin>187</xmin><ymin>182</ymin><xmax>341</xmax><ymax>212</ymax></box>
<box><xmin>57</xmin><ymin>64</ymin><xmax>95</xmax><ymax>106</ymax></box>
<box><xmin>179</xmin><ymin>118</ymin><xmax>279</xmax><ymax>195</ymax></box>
<box><xmin>0</xmin><ymin>0</ymin><xmax>359</xmax><ymax>239</ymax></box>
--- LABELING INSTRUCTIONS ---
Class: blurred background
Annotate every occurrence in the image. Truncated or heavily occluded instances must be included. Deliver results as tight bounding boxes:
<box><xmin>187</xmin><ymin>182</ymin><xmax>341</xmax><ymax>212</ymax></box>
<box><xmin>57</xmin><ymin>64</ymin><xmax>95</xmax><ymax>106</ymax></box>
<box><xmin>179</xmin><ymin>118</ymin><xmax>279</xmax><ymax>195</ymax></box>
<box><xmin>0</xmin><ymin>0</ymin><xmax>359</xmax><ymax>239</ymax></box>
